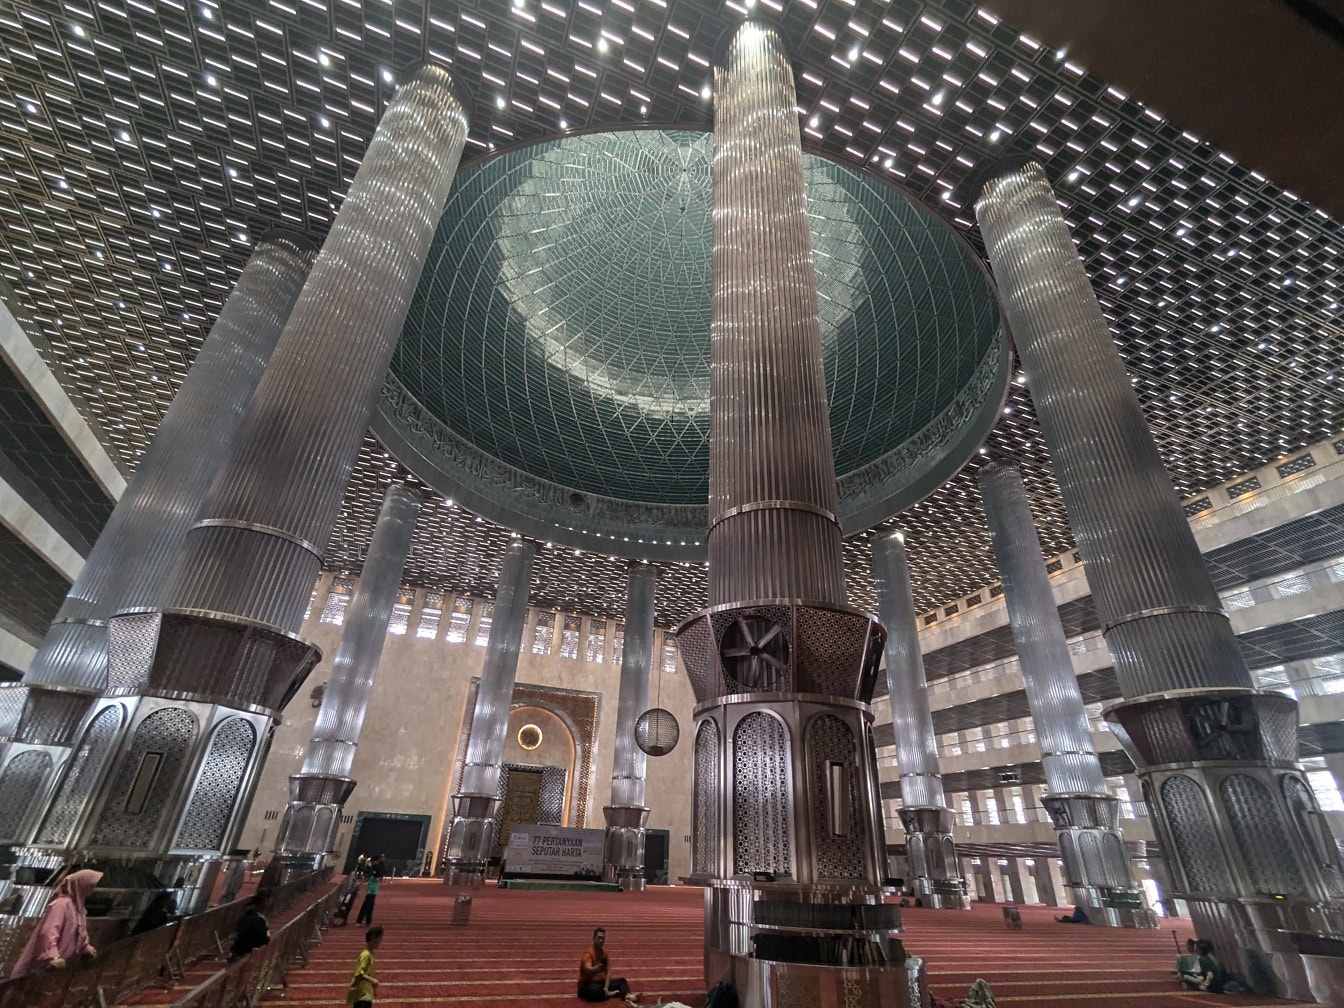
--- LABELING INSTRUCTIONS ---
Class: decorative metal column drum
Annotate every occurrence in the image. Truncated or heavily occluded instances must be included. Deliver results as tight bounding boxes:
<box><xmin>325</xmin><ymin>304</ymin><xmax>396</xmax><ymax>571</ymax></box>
<box><xmin>443</xmin><ymin>539</ymin><xmax>537</xmax><ymax>886</ymax></box>
<box><xmin>17</xmin><ymin>64</ymin><xmax>471</xmax><ymax>915</ymax></box>
<box><xmin>603</xmin><ymin>563</ymin><xmax>657</xmax><ymax>891</ymax></box>
<box><xmin>978</xmin><ymin>461</ymin><xmax>1153</xmax><ymax>927</ymax></box>
<box><xmin>872</xmin><ymin>532</ymin><xmax>969</xmax><ymax>910</ymax></box>
<box><xmin>0</xmin><ymin>231</ymin><xmax>314</xmax><ymax>849</ymax></box>
<box><xmin>977</xmin><ymin>161</ymin><xmax>1344</xmax><ymax>1003</ymax></box>
<box><xmin>673</xmin><ymin>21</ymin><xmax>924</xmax><ymax>1008</ymax></box>
<box><xmin>276</xmin><ymin>484</ymin><xmax>420</xmax><ymax>873</ymax></box>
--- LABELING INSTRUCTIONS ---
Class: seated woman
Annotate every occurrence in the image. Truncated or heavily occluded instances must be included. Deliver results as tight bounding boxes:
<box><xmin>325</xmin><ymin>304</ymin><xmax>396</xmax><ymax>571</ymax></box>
<box><xmin>1176</xmin><ymin>938</ymin><xmax>1202</xmax><ymax>986</ymax></box>
<box><xmin>1183</xmin><ymin>940</ymin><xmax>1228</xmax><ymax>992</ymax></box>
<box><xmin>578</xmin><ymin>927</ymin><xmax>639</xmax><ymax>1006</ymax></box>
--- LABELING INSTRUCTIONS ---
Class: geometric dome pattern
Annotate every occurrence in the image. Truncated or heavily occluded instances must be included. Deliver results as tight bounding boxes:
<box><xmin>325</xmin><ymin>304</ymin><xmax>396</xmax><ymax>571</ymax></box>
<box><xmin>391</xmin><ymin>130</ymin><xmax>1001</xmax><ymax>512</ymax></box>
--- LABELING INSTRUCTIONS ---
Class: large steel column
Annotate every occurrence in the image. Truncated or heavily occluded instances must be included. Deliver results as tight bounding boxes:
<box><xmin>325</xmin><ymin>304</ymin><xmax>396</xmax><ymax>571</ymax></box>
<box><xmin>443</xmin><ymin>539</ymin><xmax>537</xmax><ymax>887</ymax></box>
<box><xmin>673</xmin><ymin>22</ymin><xmax>922</xmax><ymax>1008</ymax></box>
<box><xmin>276</xmin><ymin>483</ymin><xmax>420</xmax><ymax>871</ymax></box>
<box><xmin>872</xmin><ymin>532</ymin><xmax>969</xmax><ymax>910</ymax></box>
<box><xmin>603</xmin><ymin>563</ymin><xmax>657</xmax><ymax>891</ymax></box>
<box><xmin>22</xmin><ymin>65</ymin><xmax>471</xmax><ymax>915</ymax></box>
<box><xmin>977</xmin><ymin>161</ymin><xmax>1344</xmax><ymax>1002</ymax></box>
<box><xmin>978</xmin><ymin>461</ymin><xmax>1153</xmax><ymax>927</ymax></box>
<box><xmin>0</xmin><ymin>231</ymin><xmax>314</xmax><ymax>850</ymax></box>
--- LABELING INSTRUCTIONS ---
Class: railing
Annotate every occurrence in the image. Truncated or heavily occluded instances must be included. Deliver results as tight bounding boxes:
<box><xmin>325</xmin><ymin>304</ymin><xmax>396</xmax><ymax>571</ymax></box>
<box><xmin>0</xmin><ymin>867</ymin><xmax>338</xmax><ymax>1008</ymax></box>
<box><xmin>164</xmin><ymin>878</ymin><xmax>353</xmax><ymax>1008</ymax></box>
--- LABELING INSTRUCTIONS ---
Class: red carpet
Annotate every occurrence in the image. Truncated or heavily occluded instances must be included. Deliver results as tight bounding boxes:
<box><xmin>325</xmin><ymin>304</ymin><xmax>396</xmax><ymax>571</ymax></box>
<box><xmin>131</xmin><ymin>882</ymin><xmax>1314</xmax><ymax>1007</ymax></box>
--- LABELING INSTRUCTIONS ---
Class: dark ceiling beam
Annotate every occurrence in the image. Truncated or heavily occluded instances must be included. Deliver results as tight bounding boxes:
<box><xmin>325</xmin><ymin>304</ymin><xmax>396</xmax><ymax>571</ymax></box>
<box><xmin>985</xmin><ymin>0</ymin><xmax>1344</xmax><ymax>221</ymax></box>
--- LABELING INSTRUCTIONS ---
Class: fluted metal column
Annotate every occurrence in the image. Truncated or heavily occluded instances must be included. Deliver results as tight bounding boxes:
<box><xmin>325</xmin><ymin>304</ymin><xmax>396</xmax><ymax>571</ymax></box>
<box><xmin>978</xmin><ymin>462</ymin><xmax>1151</xmax><ymax>927</ymax></box>
<box><xmin>603</xmin><ymin>563</ymin><xmax>656</xmax><ymax>891</ymax></box>
<box><xmin>276</xmin><ymin>483</ymin><xmax>420</xmax><ymax>868</ymax></box>
<box><xmin>674</xmin><ymin>22</ymin><xmax>921</xmax><ymax>1007</ymax></box>
<box><xmin>0</xmin><ymin>231</ymin><xmax>314</xmax><ymax>847</ymax></box>
<box><xmin>872</xmin><ymin>532</ymin><xmax>968</xmax><ymax>910</ymax></box>
<box><xmin>977</xmin><ymin>161</ymin><xmax>1343</xmax><ymax>1001</ymax></box>
<box><xmin>443</xmin><ymin>539</ymin><xmax>536</xmax><ymax>886</ymax></box>
<box><xmin>18</xmin><ymin>66</ymin><xmax>471</xmax><ymax>916</ymax></box>
<box><xmin>706</xmin><ymin>21</ymin><xmax>845</xmax><ymax>608</ymax></box>
<box><xmin>167</xmin><ymin>64</ymin><xmax>469</xmax><ymax>632</ymax></box>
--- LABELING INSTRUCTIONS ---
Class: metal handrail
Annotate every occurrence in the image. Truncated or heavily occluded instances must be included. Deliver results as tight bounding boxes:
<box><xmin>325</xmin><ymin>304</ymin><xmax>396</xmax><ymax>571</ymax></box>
<box><xmin>166</xmin><ymin>876</ymin><xmax>354</xmax><ymax>1008</ymax></box>
<box><xmin>0</xmin><ymin>867</ymin><xmax>338</xmax><ymax>1008</ymax></box>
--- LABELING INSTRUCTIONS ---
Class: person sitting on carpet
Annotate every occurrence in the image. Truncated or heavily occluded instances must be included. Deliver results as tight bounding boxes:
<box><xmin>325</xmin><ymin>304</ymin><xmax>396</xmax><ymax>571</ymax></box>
<box><xmin>230</xmin><ymin>890</ymin><xmax>271</xmax><ymax>960</ymax></box>
<box><xmin>1055</xmin><ymin>904</ymin><xmax>1089</xmax><ymax>924</ymax></box>
<box><xmin>1176</xmin><ymin>938</ymin><xmax>1202</xmax><ymax>985</ymax></box>
<box><xmin>578</xmin><ymin>927</ymin><xmax>639</xmax><ymax>1005</ymax></box>
<box><xmin>1184</xmin><ymin>939</ymin><xmax>1245</xmax><ymax>993</ymax></box>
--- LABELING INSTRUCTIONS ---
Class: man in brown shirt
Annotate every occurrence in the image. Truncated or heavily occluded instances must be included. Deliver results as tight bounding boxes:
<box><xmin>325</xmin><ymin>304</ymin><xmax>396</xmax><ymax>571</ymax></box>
<box><xmin>577</xmin><ymin>927</ymin><xmax>638</xmax><ymax>1004</ymax></box>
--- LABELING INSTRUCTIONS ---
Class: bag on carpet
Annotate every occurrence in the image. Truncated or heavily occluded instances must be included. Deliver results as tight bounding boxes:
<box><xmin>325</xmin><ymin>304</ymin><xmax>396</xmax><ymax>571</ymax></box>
<box><xmin>705</xmin><ymin>980</ymin><xmax>738</xmax><ymax>1008</ymax></box>
<box><xmin>960</xmin><ymin>978</ymin><xmax>996</xmax><ymax>1008</ymax></box>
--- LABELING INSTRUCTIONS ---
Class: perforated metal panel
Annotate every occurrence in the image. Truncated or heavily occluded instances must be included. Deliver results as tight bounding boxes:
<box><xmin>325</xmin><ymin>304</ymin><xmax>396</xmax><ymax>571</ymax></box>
<box><xmin>675</xmin><ymin>614</ymin><xmax>718</xmax><ymax>703</ymax></box>
<box><xmin>1282</xmin><ymin>774</ymin><xmax>1344</xmax><ymax>897</ymax></box>
<box><xmin>0</xmin><ymin>750</ymin><xmax>53</xmax><ymax>842</ymax></box>
<box><xmin>91</xmin><ymin>706</ymin><xmax>197</xmax><ymax>848</ymax></box>
<box><xmin>39</xmin><ymin>704</ymin><xmax>123</xmax><ymax>844</ymax></box>
<box><xmin>795</xmin><ymin>608</ymin><xmax>870</xmax><ymax>698</ymax></box>
<box><xmin>1219</xmin><ymin>773</ymin><xmax>1308</xmax><ymax>897</ymax></box>
<box><xmin>174</xmin><ymin>716</ymin><xmax>256</xmax><ymax>851</ymax></box>
<box><xmin>732</xmin><ymin>712</ymin><xmax>792</xmax><ymax>876</ymax></box>
<box><xmin>693</xmin><ymin>719</ymin><xmax>719</xmax><ymax>876</ymax></box>
<box><xmin>807</xmin><ymin>713</ymin><xmax>864</xmax><ymax>879</ymax></box>
<box><xmin>1159</xmin><ymin>774</ymin><xmax>1229</xmax><ymax>895</ymax></box>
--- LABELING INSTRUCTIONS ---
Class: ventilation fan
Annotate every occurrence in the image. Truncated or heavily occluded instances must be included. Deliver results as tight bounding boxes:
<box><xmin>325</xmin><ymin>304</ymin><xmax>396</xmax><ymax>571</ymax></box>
<box><xmin>719</xmin><ymin>613</ymin><xmax>790</xmax><ymax>692</ymax></box>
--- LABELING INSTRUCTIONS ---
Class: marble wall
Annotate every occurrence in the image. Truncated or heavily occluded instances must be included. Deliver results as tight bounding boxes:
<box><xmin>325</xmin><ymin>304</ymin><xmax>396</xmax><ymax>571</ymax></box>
<box><xmin>237</xmin><ymin>572</ymin><xmax>698</xmax><ymax>881</ymax></box>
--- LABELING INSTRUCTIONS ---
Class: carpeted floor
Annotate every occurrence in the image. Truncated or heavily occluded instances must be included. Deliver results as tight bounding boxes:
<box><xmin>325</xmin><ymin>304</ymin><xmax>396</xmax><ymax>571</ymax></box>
<box><xmin>131</xmin><ymin>881</ymin><xmax>1315</xmax><ymax>1007</ymax></box>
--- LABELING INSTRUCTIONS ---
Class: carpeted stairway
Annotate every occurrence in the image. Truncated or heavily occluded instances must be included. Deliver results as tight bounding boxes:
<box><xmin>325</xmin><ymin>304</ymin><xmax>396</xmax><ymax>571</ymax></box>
<box><xmin>131</xmin><ymin>881</ymin><xmax>1316</xmax><ymax>1007</ymax></box>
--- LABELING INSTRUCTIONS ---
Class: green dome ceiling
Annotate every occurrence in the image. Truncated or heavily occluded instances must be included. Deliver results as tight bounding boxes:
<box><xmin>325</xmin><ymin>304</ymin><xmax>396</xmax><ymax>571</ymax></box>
<box><xmin>379</xmin><ymin>129</ymin><xmax>1007</xmax><ymax>558</ymax></box>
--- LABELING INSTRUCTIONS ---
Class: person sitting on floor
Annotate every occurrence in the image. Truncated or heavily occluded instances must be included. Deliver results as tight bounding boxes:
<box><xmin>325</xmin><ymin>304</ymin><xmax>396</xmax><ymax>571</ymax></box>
<box><xmin>1184</xmin><ymin>939</ymin><xmax>1248</xmax><ymax>993</ymax></box>
<box><xmin>132</xmin><ymin>890</ymin><xmax>177</xmax><ymax>935</ymax></box>
<box><xmin>578</xmin><ymin>927</ymin><xmax>639</xmax><ymax>1005</ymax></box>
<box><xmin>230</xmin><ymin>890</ymin><xmax>272</xmax><ymax>961</ymax></box>
<box><xmin>1176</xmin><ymin>938</ymin><xmax>1202</xmax><ymax>985</ymax></box>
<box><xmin>1055</xmin><ymin>904</ymin><xmax>1090</xmax><ymax>924</ymax></box>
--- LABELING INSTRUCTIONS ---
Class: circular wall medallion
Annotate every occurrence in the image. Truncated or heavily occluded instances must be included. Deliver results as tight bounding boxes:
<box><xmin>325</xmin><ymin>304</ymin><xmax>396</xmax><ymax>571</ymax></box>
<box><xmin>634</xmin><ymin>708</ymin><xmax>681</xmax><ymax>757</ymax></box>
<box><xmin>517</xmin><ymin>723</ymin><xmax>543</xmax><ymax>751</ymax></box>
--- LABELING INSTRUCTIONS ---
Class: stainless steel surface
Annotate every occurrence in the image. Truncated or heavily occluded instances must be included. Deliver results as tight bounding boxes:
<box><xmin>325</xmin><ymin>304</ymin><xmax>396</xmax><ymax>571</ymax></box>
<box><xmin>978</xmin><ymin>463</ymin><xmax>1107</xmax><ymax>795</ymax></box>
<box><xmin>279</xmin><ymin>484</ymin><xmax>419</xmax><ymax>858</ymax></box>
<box><xmin>707</xmin><ymin>21</ymin><xmax>844</xmax><ymax>610</ymax></box>
<box><xmin>300</xmin><ymin>484</ymin><xmax>420</xmax><ymax>780</ymax></box>
<box><xmin>166</xmin><ymin>64</ymin><xmax>470</xmax><ymax>634</ymax></box>
<box><xmin>871</xmin><ymin>531</ymin><xmax>969</xmax><ymax>911</ymax></box>
<box><xmin>22</xmin><ymin>232</ymin><xmax>315</xmax><ymax>694</ymax></box>
<box><xmin>978</xmin><ymin>461</ymin><xmax>1149</xmax><ymax>925</ymax></box>
<box><xmin>445</xmin><ymin>540</ymin><xmax>536</xmax><ymax>876</ymax></box>
<box><xmin>975</xmin><ymin>161</ymin><xmax>1251</xmax><ymax>699</ymax></box>
<box><xmin>977</xmin><ymin>161</ymin><xmax>1341</xmax><ymax>994</ymax></box>
<box><xmin>605</xmin><ymin>563</ymin><xmax>657</xmax><ymax>886</ymax></box>
<box><xmin>681</xmin><ymin>23</ymin><xmax>917</xmax><ymax>998</ymax></box>
<box><xmin>872</xmin><ymin>532</ymin><xmax>946</xmax><ymax>808</ymax></box>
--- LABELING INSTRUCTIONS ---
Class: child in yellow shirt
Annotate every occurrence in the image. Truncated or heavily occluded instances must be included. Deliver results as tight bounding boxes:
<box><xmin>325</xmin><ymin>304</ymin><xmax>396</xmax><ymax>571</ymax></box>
<box><xmin>347</xmin><ymin>925</ymin><xmax>383</xmax><ymax>1007</ymax></box>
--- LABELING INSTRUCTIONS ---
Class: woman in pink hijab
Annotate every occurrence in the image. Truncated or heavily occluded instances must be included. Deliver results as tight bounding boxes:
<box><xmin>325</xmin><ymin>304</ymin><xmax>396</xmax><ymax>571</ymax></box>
<box><xmin>7</xmin><ymin>869</ymin><xmax>103</xmax><ymax>979</ymax></box>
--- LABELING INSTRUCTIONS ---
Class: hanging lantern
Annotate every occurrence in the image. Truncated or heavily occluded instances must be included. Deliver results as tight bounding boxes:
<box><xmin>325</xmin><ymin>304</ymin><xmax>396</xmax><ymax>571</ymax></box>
<box><xmin>634</xmin><ymin>707</ymin><xmax>680</xmax><ymax>756</ymax></box>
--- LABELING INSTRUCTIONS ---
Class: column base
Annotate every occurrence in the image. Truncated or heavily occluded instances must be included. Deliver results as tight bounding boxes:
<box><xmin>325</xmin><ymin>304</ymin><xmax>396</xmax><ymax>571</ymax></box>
<box><xmin>603</xmin><ymin>804</ymin><xmax>649</xmax><ymax>891</ymax></box>
<box><xmin>442</xmin><ymin>862</ymin><xmax>487</xmax><ymax>888</ymax></box>
<box><xmin>707</xmin><ymin>949</ymin><xmax>928</xmax><ymax>1008</ymax></box>
<box><xmin>1187</xmin><ymin>895</ymin><xmax>1344</xmax><ymax>1005</ymax></box>
<box><xmin>909</xmin><ymin>876</ymin><xmax>971</xmax><ymax>910</ymax></box>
